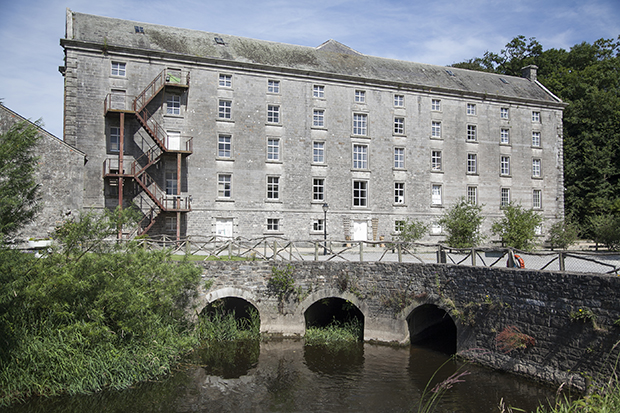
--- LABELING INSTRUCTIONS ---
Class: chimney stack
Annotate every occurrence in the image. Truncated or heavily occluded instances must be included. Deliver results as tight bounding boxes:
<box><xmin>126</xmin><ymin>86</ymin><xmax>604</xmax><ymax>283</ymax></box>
<box><xmin>521</xmin><ymin>65</ymin><xmax>538</xmax><ymax>82</ymax></box>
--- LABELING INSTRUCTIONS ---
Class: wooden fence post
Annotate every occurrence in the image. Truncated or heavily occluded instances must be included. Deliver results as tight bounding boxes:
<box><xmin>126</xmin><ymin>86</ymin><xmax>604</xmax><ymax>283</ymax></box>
<box><xmin>359</xmin><ymin>242</ymin><xmax>364</xmax><ymax>262</ymax></box>
<box><xmin>397</xmin><ymin>243</ymin><xmax>402</xmax><ymax>263</ymax></box>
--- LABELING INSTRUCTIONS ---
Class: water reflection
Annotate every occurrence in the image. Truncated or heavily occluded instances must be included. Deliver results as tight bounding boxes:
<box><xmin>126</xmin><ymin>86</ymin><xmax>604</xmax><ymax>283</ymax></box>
<box><xmin>0</xmin><ymin>340</ymin><xmax>560</xmax><ymax>413</ymax></box>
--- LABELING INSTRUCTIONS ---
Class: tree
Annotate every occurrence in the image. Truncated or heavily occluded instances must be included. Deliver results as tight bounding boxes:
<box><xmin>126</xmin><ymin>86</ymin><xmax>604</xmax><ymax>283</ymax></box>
<box><xmin>491</xmin><ymin>203</ymin><xmax>543</xmax><ymax>251</ymax></box>
<box><xmin>394</xmin><ymin>218</ymin><xmax>429</xmax><ymax>244</ymax></box>
<box><xmin>588</xmin><ymin>214</ymin><xmax>620</xmax><ymax>251</ymax></box>
<box><xmin>0</xmin><ymin>120</ymin><xmax>41</xmax><ymax>240</ymax></box>
<box><xmin>546</xmin><ymin>219</ymin><xmax>579</xmax><ymax>250</ymax></box>
<box><xmin>437</xmin><ymin>197</ymin><xmax>485</xmax><ymax>248</ymax></box>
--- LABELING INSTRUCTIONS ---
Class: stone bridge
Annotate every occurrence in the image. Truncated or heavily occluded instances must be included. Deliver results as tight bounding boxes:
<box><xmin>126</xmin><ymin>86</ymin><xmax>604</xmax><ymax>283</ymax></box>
<box><xmin>194</xmin><ymin>260</ymin><xmax>620</xmax><ymax>389</ymax></box>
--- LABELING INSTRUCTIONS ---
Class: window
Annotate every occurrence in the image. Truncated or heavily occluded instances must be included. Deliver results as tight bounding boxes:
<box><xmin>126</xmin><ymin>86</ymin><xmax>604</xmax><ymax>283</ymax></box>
<box><xmin>313</xmin><ymin>178</ymin><xmax>325</xmax><ymax>201</ymax></box>
<box><xmin>394</xmin><ymin>182</ymin><xmax>405</xmax><ymax>204</ymax></box>
<box><xmin>219</xmin><ymin>74</ymin><xmax>232</xmax><ymax>87</ymax></box>
<box><xmin>467</xmin><ymin>153</ymin><xmax>477</xmax><ymax>174</ymax></box>
<box><xmin>355</xmin><ymin>90</ymin><xmax>365</xmax><ymax>103</ymax></box>
<box><xmin>313</xmin><ymin>142</ymin><xmax>325</xmax><ymax>164</ymax></box>
<box><xmin>353</xmin><ymin>144</ymin><xmax>368</xmax><ymax>169</ymax></box>
<box><xmin>467</xmin><ymin>125</ymin><xmax>477</xmax><ymax>142</ymax></box>
<box><xmin>431</xmin><ymin>222</ymin><xmax>442</xmax><ymax>235</ymax></box>
<box><xmin>353</xmin><ymin>180</ymin><xmax>368</xmax><ymax>207</ymax></box>
<box><xmin>395</xmin><ymin>220</ymin><xmax>406</xmax><ymax>233</ymax></box>
<box><xmin>394</xmin><ymin>94</ymin><xmax>404</xmax><ymax>107</ymax></box>
<box><xmin>218</xmin><ymin>99</ymin><xmax>231</xmax><ymax>119</ymax></box>
<box><xmin>467</xmin><ymin>186</ymin><xmax>478</xmax><ymax>205</ymax></box>
<box><xmin>267</xmin><ymin>218</ymin><xmax>279</xmax><ymax>231</ymax></box>
<box><xmin>431</xmin><ymin>121</ymin><xmax>442</xmax><ymax>138</ymax></box>
<box><xmin>267</xmin><ymin>138</ymin><xmax>280</xmax><ymax>161</ymax></box>
<box><xmin>313</xmin><ymin>219</ymin><xmax>324</xmax><ymax>232</ymax></box>
<box><xmin>394</xmin><ymin>117</ymin><xmax>405</xmax><ymax>135</ymax></box>
<box><xmin>165</xmin><ymin>216</ymin><xmax>177</xmax><ymax>232</ymax></box>
<box><xmin>218</xmin><ymin>174</ymin><xmax>232</xmax><ymax>198</ymax></box>
<box><xmin>313</xmin><ymin>85</ymin><xmax>325</xmax><ymax>98</ymax></box>
<box><xmin>394</xmin><ymin>147</ymin><xmax>405</xmax><ymax>169</ymax></box>
<box><xmin>431</xmin><ymin>184</ymin><xmax>442</xmax><ymax>206</ymax></box>
<box><xmin>532</xmin><ymin>111</ymin><xmax>540</xmax><ymax>122</ymax></box>
<box><xmin>501</xmin><ymin>188</ymin><xmax>511</xmax><ymax>206</ymax></box>
<box><xmin>431</xmin><ymin>150</ymin><xmax>442</xmax><ymax>171</ymax></box>
<box><xmin>166</xmin><ymin>171</ymin><xmax>177</xmax><ymax>195</ymax></box>
<box><xmin>532</xmin><ymin>131</ymin><xmax>541</xmax><ymax>147</ymax></box>
<box><xmin>533</xmin><ymin>189</ymin><xmax>542</xmax><ymax>209</ymax></box>
<box><xmin>110</xmin><ymin>127</ymin><xmax>120</xmax><ymax>152</ymax></box>
<box><xmin>500</xmin><ymin>156</ymin><xmax>511</xmax><ymax>176</ymax></box>
<box><xmin>313</xmin><ymin>109</ymin><xmax>325</xmax><ymax>127</ymax></box>
<box><xmin>501</xmin><ymin>128</ymin><xmax>510</xmax><ymax>145</ymax></box>
<box><xmin>267</xmin><ymin>105</ymin><xmax>280</xmax><ymax>123</ymax></box>
<box><xmin>431</xmin><ymin>99</ymin><xmax>441</xmax><ymax>111</ymax></box>
<box><xmin>467</xmin><ymin>103</ymin><xmax>476</xmax><ymax>115</ymax></box>
<box><xmin>218</xmin><ymin>134</ymin><xmax>231</xmax><ymax>158</ymax></box>
<box><xmin>267</xmin><ymin>80</ymin><xmax>280</xmax><ymax>93</ymax></box>
<box><xmin>111</xmin><ymin>62</ymin><xmax>126</xmax><ymax>76</ymax></box>
<box><xmin>532</xmin><ymin>159</ymin><xmax>541</xmax><ymax>177</ymax></box>
<box><xmin>353</xmin><ymin>113</ymin><xmax>367</xmax><ymax>135</ymax></box>
<box><xmin>167</xmin><ymin>95</ymin><xmax>181</xmax><ymax>115</ymax></box>
<box><xmin>267</xmin><ymin>176</ymin><xmax>279</xmax><ymax>200</ymax></box>
<box><xmin>501</xmin><ymin>107</ymin><xmax>509</xmax><ymax>119</ymax></box>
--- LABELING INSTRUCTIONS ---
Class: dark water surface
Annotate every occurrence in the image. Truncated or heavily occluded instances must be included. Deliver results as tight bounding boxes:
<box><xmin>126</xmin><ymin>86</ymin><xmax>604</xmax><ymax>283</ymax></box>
<box><xmin>2</xmin><ymin>340</ymin><xmax>560</xmax><ymax>413</ymax></box>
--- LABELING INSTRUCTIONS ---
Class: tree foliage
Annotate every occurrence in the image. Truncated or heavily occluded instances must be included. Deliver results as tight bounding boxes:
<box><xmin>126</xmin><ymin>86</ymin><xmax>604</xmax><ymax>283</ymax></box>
<box><xmin>545</xmin><ymin>219</ymin><xmax>579</xmax><ymax>250</ymax></box>
<box><xmin>394</xmin><ymin>218</ymin><xmax>429</xmax><ymax>244</ymax></box>
<box><xmin>0</xmin><ymin>120</ymin><xmax>41</xmax><ymax>240</ymax></box>
<box><xmin>588</xmin><ymin>214</ymin><xmax>620</xmax><ymax>251</ymax></box>
<box><xmin>437</xmin><ymin>197</ymin><xmax>485</xmax><ymax>248</ymax></box>
<box><xmin>491</xmin><ymin>203</ymin><xmax>543</xmax><ymax>251</ymax></box>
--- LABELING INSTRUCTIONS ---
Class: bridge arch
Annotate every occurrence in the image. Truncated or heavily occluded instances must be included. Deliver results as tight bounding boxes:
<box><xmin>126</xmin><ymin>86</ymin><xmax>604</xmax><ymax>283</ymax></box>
<box><xmin>198</xmin><ymin>287</ymin><xmax>264</xmax><ymax>317</ymax></box>
<box><xmin>405</xmin><ymin>302</ymin><xmax>457</xmax><ymax>354</ymax></box>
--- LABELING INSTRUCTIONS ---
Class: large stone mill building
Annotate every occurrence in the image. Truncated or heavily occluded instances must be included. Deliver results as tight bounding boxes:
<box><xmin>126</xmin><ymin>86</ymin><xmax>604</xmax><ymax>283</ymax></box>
<box><xmin>59</xmin><ymin>9</ymin><xmax>565</xmax><ymax>242</ymax></box>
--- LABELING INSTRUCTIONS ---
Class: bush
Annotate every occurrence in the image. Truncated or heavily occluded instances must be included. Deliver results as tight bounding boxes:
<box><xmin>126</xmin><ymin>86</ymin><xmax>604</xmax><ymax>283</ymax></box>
<box><xmin>589</xmin><ymin>214</ymin><xmax>620</xmax><ymax>250</ymax></box>
<box><xmin>394</xmin><ymin>218</ymin><xmax>429</xmax><ymax>244</ymax></box>
<box><xmin>491</xmin><ymin>203</ymin><xmax>543</xmax><ymax>251</ymax></box>
<box><xmin>546</xmin><ymin>219</ymin><xmax>579</xmax><ymax>250</ymax></box>
<box><xmin>437</xmin><ymin>197</ymin><xmax>485</xmax><ymax>248</ymax></box>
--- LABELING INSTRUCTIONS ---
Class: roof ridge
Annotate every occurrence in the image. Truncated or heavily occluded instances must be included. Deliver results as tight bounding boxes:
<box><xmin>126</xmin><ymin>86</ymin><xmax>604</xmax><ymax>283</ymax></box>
<box><xmin>316</xmin><ymin>39</ymin><xmax>363</xmax><ymax>56</ymax></box>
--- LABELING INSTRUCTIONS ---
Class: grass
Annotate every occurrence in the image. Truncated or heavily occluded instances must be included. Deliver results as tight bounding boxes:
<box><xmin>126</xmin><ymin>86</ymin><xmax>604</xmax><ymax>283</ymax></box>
<box><xmin>304</xmin><ymin>319</ymin><xmax>363</xmax><ymax>346</ymax></box>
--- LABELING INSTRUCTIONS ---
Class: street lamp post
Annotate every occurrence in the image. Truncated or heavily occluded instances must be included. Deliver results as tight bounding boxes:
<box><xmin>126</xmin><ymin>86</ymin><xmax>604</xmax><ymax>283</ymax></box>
<box><xmin>322</xmin><ymin>203</ymin><xmax>329</xmax><ymax>255</ymax></box>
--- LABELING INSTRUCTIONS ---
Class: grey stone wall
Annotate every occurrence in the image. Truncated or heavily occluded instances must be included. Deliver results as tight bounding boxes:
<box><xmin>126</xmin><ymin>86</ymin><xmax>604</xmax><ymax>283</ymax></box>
<box><xmin>196</xmin><ymin>260</ymin><xmax>620</xmax><ymax>389</ymax></box>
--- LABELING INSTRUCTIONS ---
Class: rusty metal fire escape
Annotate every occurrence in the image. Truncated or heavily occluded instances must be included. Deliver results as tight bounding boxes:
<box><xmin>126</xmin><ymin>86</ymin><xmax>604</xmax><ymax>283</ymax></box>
<box><xmin>103</xmin><ymin>69</ymin><xmax>192</xmax><ymax>239</ymax></box>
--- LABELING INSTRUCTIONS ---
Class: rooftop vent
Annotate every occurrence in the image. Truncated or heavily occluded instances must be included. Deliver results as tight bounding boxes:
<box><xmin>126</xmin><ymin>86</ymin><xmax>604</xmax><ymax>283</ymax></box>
<box><xmin>500</xmin><ymin>78</ymin><xmax>509</xmax><ymax>84</ymax></box>
<box><xmin>214</xmin><ymin>37</ymin><xmax>225</xmax><ymax>45</ymax></box>
<box><xmin>446</xmin><ymin>70</ymin><xmax>456</xmax><ymax>77</ymax></box>
<box><xmin>134</xmin><ymin>26</ymin><xmax>144</xmax><ymax>34</ymax></box>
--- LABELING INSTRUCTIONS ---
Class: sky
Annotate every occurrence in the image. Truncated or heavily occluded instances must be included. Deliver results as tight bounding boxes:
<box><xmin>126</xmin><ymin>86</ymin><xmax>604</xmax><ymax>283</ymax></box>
<box><xmin>0</xmin><ymin>0</ymin><xmax>618</xmax><ymax>139</ymax></box>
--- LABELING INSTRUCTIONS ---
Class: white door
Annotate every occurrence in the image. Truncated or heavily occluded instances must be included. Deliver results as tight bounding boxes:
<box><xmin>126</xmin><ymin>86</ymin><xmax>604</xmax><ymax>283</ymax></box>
<box><xmin>216</xmin><ymin>219</ymin><xmax>233</xmax><ymax>238</ymax></box>
<box><xmin>167</xmin><ymin>130</ymin><xmax>181</xmax><ymax>150</ymax></box>
<box><xmin>352</xmin><ymin>220</ymin><xmax>368</xmax><ymax>241</ymax></box>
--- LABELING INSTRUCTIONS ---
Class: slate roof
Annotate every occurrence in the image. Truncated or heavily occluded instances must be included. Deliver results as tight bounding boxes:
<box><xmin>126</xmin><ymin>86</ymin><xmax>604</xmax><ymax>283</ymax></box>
<box><xmin>65</xmin><ymin>10</ymin><xmax>563</xmax><ymax>105</ymax></box>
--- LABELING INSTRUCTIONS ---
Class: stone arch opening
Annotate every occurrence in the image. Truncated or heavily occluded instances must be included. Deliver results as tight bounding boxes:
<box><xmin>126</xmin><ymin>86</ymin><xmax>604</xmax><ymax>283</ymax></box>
<box><xmin>201</xmin><ymin>296</ymin><xmax>260</xmax><ymax>329</ymax></box>
<box><xmin>304</xmin><ymin>297</ymin><xmax>364</xmax><ymax>339</ymax></box>
<box><xmin>407</xmin><ymin>304</ymin><xmax>456</xmax><ymax>355</ymax></box>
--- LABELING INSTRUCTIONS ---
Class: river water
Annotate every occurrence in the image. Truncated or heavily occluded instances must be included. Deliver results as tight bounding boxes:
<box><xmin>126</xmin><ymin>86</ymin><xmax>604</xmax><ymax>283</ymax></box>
<box><xmin>2</xmin><ymin>340</ymin><xmax>561</xmax><ymax>413</ymax></box>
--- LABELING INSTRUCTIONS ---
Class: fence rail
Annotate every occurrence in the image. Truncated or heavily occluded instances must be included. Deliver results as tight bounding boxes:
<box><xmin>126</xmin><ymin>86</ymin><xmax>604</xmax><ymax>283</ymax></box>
<box><xmin>133</xmin><ymin>236</ymin><xmax>620</xmax><ymax>275</ymax></box>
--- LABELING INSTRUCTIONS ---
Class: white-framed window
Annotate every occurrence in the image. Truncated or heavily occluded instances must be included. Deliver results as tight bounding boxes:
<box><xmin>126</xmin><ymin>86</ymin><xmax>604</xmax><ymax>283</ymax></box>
<box><xmin>467</xmin><ymin>103</ymin><xmax>476</xmax><ymax>115</ymax></box>
<box><xmin>431</xmin><ymin>184</ymin><xmax>442</xmax><ymax>206</ymax></box>
<box><xmin>110</xmin><ymin>126</ymin><xmax>120</xmax><ymax>153</ymax></box>
<box><xmin>533</xmin><ymin>189</ymin><xmax>542</xmax><ymax>209</ymax></box>
<box><xmin>394</xmin><ymin>182</ymin><xmax>405</xmax><ymax>204</ymax></box>
<box><xmin>431</xmin><ymin>150</ymin><xmax>442</xmax><ymax>171</ymax></box>
<box><xmin>267</xmin><ymin>138</ymin><xmax>280</xmax><ymax>161</ymax></box>
<box><xmin>268</xmin><ymin>80</ymin><xmax>280</xmax><ymax>93</ymax></box>
<box><xmin>431</xmin><ymin>222</ymin><xmax>442</xmax><ymax>235</ymax></box>
<box><xmin>394</xmin><ymin>117</ymin><xmax>405</xmax><ymax>135</ymax></box>
<box><xmin>501</xmin><ymin>107</ymin><xmax>509</xmax><ymax>119</ymax></box>
<box><xmin>431</xmin><ymin>99</ymin><xmax>441</xmax><ymax>111</ymax></box>
<box><xmin>165</xmin><ymin>216</ymin><xmax>177</xmax><ymax>232</ymax></box>
<box><xmin>166</xmin><ymin>170</ymin><xmax>177</xmax><ymax>195</ymax></box>
<box><xmin>313</xmin><ymin>219</ymin><xmax>324</xmax><ymax>232</ymax></box>
<box><xmin>111</xmin><ymin>62</ymin><xmax>126</xmax><ymax>77</ymax></box>
<box><xmin>467</xmin><ymin>125</ymin><xmax>477</xmax><ymax>142</ymax></box>
<box><xmin>218</xmin><ymin>99</ymin><xmax>231</xmax><ymax>119</ymax></box>
<box><xmin>218</xmin><ymin>134</ymin><xmax>232</xmax><ymax>158</ymax></box>
<box><xmin>394</xmin><ymin>94</ymin><xmax>404</xmax><ymax>107</ymax></box>
<box><xmin>467</xmin><ymin>186</ymin><xmax>478</xmax><ymax>205</ymax></box>
<box><xmin>394</xmin><ymin>147</ymin><xmax>405</xmax><ymax>169</ymax></box>
<box><xmin>313</xmin><ymin>109</ymin><xmax>325</xmax><ymax>128</ymax></box>
<box><xmin>167</xmin><ymin>95</ymin><xmax>181</xmax><ymax>115</ymax></box>
<box><xmin>218</xmin><ymin>174</ymin><xmax>232</xmax><ymax>198</ymax></box>
<box><xmin>501</xmin><ymin>188</ymin><xmax>511</xmax><ymax>206</ymax></box>
<box><xmin>313</xmin><ymin>85</ymin><xmax>325</xmax><ymax>98</ymax></box>
<box><xmin>313</xmin><ymin>141</ymin><xmax>325</xmax><ymax>164</ymax></box>
<box><xmin>353</xmin><ymin>180</ymin><xmax>368</xmax><ymax>207</ymax></box>
<box><xmin>355</xmin><ymin>90</ymin><xmax>366</xmax><ymax>103</ymax></box>
<box><xmin>395</xmin><ymin>220</ymin><xmax>406</xmax><ymax>233</ymax></box>
<box><xmin>313</xmin><ymin>178</ymin><xmax>325</xmax><ymax>201</ymax></box>
<box><xmin>267</xmin><ymin>218</ymin><xmax>280</xmax><ymax>231</ymax></box>
<box><xmin>219</xmin><ymin>73</ymin><xmax>232</xmax><ymax>87</ymax></box>
<box><xmin>431</xmin><ymin>121</ymin><xmax>441</xmax><ymax>138</ymax></box>
<box><xmin>500</xmin><ymin>156</ymin><xmax>511</xmax><ymax>176</ymax></box>
<box><xmin>467</xmin><ymin>153</ymin><xmax>477</xmax><ymax>174</ymax></box>
<box><xmin>353</xmin><ymin>113</ymin><xmax>367</xmax><ymax>136</ymax></box>
<box><xmin>267</xmin><ymin>105</ymin><xmax>280</xmax><ymax>123</ymax></box>
<box><xmin>501</xmin><ymin>128</ymin><xmax>510</xmax><ymax>145</ymax></box>
<box><xmin>353</xmin><ymin>144</ymin><xmax>368</xmax><ymax>169</ymax></box>
<box><xmin>532</xmin><ymin>111</ymin><xmax>540</xmax><ymax>122</ymax></box>
<box><xmin>267</xmin><ymin>176</ymin><xmax>280</xmax><ymax>200</ymax></box>
<box><xmin>532</xmin><ymin>158</ymin><xmax>542</xmax><ymax>177</ymax></box>
<box><xmin>532</xmin><ymin>131</ymin><xmax>541</xmax><ymax>147</ymax></box>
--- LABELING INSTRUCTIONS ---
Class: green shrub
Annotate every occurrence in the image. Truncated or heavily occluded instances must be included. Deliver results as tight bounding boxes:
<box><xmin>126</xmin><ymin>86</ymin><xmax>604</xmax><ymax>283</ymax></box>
<box><xmin>492</xmin><ymin>203</ymin><xmax>543</xmax><ymax>251</ymax></box>
<box><xmin>437</xmin><ymin>197</ymin><xmax>485</xmax><ymax>248</ymax></box>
